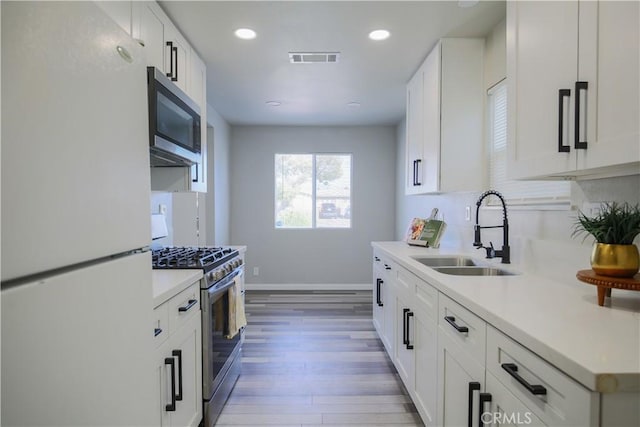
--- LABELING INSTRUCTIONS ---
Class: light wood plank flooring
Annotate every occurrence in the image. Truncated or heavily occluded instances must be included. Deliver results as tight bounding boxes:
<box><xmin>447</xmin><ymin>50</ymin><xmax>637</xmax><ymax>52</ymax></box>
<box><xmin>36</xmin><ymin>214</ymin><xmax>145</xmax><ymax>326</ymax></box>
<box><xmin>216</xmin><ymin>290</ymin><xmax>424</xmax><ymax>427</ymax></box>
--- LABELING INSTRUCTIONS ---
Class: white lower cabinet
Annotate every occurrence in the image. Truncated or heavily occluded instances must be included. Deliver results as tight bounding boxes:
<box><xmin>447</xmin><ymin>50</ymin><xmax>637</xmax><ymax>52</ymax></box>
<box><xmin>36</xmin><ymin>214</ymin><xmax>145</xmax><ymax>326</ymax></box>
<box><xmin>154</xmin><ymin>282</ymin><xmax>203</xmax><ymax>427</ymax></box>
<box><xmin>394</xmin><ymin>268</ymin><xmax>439</xmax><ymax>426</ymax></box>
<box><xmin>372</xmin><ymin>252</ymin><xmax>396</xmax><ymax>355</ymax></box>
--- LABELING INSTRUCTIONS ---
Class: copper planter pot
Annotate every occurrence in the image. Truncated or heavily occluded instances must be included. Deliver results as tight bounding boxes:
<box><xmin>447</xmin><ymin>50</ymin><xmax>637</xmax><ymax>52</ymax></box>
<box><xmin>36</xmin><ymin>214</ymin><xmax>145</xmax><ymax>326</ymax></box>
<box><xmin>591</xmin><ymin>243</ymin><xmax>640</xmax><ymax>277</ymax></box>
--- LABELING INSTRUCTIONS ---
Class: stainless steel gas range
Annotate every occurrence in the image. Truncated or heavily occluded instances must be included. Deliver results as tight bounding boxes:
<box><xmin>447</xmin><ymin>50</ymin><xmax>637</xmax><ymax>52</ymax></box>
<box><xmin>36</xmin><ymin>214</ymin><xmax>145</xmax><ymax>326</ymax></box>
<box><xmin>152</xmin><ymin>246</ymin><xmax>244</xmax><ymax>427</ymax></box>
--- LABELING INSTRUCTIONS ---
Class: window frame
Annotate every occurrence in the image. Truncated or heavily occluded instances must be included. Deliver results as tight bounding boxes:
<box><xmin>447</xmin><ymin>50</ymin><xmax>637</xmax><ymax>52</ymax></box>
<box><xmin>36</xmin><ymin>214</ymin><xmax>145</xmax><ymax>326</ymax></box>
<box><xmin>274</xmin><ymin>152</ymin><xmax>353</xmax><ymax>229</ymax></box>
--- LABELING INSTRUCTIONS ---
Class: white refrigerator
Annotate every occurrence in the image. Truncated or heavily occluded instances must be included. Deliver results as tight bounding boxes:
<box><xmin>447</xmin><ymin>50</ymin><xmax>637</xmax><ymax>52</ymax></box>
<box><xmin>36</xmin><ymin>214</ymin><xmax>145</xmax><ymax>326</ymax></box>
<box><xmin>2</xmin><ymin>2</ymin><xmax>156</xmax><ymax>425</ymax></box>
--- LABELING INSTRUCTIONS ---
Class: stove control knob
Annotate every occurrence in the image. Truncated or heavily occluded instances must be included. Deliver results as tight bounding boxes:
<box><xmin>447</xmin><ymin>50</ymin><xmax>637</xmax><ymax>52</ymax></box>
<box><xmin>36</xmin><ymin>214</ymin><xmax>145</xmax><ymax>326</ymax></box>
<box><xmin>207</xmin><ymin>272</ymin><xmax>214</xmax><ymax>282</ymax></box>
<box><xmin>238</xmin><ymin>259</ymin><xmax>244</xmax><ymax>265</ymax></box>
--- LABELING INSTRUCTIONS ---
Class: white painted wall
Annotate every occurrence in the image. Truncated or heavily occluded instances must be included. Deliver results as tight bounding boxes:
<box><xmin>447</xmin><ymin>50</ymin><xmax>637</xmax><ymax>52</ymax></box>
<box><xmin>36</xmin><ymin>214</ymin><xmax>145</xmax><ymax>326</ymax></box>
<box><xmin>230</xmin><ymin>125</ymin><xmax>396</xmax><ymax>285</ymax></box>
<box><xmin>395</xmin><ymin>19</ymin><xmax>640</xmax><ymax>277</ymax></box>
<box><xmin>206</xmin><ymin>104</ymin><xmax>231</xmax><ymax>246</ymax></box>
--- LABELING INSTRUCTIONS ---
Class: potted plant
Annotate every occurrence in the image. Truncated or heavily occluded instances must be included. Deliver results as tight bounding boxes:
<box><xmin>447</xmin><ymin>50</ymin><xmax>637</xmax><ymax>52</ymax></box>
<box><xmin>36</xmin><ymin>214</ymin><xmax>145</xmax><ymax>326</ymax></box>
<box><xmin>572</xmin><ymin>202</ymin><xmax>640</xmax><ymax>277</ymax></box>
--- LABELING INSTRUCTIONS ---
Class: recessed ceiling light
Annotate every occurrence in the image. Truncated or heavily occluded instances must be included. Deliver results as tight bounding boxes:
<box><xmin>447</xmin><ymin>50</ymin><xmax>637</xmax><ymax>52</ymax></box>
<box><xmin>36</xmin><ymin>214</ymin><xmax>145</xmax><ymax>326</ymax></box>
<box><xmin>265</xmin><ymin>101</ymin><xmax>281</xmax><ymax>107</ymax></box>
<box><xmin>347</xmin><ymin>102</ymin><xmax>361</xmax><ymax>108</ymax></box>
<box><xmin>234</xmin><ymin>28</ymin><xmax>256</xmax><ymax>40</ymax></box>
<box><xmin>368</xmin><ymin>29</ymin><xmax>390</xmax><ymax>41</ymax></box>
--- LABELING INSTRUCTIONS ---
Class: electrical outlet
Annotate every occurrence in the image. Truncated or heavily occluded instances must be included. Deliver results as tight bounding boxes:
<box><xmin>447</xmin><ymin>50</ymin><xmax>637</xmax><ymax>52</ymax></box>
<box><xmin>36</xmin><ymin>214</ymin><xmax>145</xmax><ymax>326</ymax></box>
<box><xmin>159</xmin><ymin>204</ymin><xmax>167</xmax><ymax>215</ymax></box>
<box><xmin>253</xmin><ymin>267</ymin><xmax>260</xmax><ymax>276</ymax></box>
<box><xmin>465</xmin><ymin>206</ymin><xmax>471</xmax><ymax>221</ymax></box>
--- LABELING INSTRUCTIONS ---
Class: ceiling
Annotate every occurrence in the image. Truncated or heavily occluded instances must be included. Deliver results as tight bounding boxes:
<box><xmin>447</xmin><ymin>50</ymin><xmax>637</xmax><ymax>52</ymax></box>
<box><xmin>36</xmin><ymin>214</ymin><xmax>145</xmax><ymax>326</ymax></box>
<box><xmin>160</xmin><ymin>1</ymin><xmax>506</xmax><ymax>126</ymax></box>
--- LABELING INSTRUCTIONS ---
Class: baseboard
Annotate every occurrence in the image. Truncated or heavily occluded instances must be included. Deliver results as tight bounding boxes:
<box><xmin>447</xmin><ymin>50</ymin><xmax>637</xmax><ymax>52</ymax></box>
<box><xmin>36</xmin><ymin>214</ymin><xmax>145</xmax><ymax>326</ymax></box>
<box><xmin>244</xmin><ymin>283</ymin><xmax>372</xmax><ymax>291</ymax></box>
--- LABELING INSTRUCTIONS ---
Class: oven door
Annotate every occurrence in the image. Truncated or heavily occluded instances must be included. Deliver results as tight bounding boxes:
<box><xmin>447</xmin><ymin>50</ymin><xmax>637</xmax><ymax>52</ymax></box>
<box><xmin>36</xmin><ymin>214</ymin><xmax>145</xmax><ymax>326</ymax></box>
<box><xmin>201</xmin><ymin>268</ymin><xmax>243</xmax><ymax>400</ymax></box>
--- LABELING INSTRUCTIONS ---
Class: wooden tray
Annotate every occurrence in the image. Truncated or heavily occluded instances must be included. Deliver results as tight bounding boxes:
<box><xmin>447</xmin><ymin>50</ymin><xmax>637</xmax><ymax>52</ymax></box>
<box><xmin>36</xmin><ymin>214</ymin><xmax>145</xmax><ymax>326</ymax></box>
<box><xmin>576</xmin><ymin>269</ymin><xmax>640</xmax><ymax>306</ymax></box>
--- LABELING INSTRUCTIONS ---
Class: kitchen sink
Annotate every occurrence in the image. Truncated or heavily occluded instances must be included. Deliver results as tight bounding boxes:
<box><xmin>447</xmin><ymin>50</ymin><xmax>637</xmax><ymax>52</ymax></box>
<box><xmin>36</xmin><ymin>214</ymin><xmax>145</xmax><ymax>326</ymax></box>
<box><xmin>432</xmin><ymin>266</ymin><xmax>519</xmax><ymax>276</ymax></box>
<box><xmin>411</xmin><ymin>256</ymin><xmax>480</xmax><ymax>267</ymax></box>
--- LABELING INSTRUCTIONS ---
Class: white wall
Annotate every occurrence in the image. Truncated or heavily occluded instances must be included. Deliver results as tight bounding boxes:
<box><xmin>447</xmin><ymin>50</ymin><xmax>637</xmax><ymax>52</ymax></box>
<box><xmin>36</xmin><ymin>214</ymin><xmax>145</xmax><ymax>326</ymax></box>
<box><xmin>230</xmin><ymin>125</ymin><xmax>396</xmax><ymax>285</ymax></box>
<box><xmin>206</xmin><ymin>104</ymin><xmax>231</xmax><ymax>246</ymax></box>
<box><xmin>395</xmin><ymin>19</ymin><xmax>640</xmax><ymax>276</ymax></box>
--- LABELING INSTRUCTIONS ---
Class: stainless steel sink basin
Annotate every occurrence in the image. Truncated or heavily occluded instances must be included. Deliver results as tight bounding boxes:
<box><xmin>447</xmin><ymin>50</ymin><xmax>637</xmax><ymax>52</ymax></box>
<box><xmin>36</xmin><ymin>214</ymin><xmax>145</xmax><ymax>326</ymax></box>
<box><xmin>433</xmin><ymin>266</ymin><xmax>519</xmax><ymax>276</ymax></box>
<box><xmin>412</xmin><ymin>256</ymin><xmax>480</xmax><ymax>267</ymax></box>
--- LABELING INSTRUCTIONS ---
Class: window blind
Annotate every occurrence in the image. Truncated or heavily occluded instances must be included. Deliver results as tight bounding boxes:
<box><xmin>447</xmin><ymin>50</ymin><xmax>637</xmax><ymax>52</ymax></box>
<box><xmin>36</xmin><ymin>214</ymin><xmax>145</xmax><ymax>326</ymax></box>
<box><xmin>488</xmin><ymin>80</ymin><xmax>570</xmax><ymax>206</ymax></box>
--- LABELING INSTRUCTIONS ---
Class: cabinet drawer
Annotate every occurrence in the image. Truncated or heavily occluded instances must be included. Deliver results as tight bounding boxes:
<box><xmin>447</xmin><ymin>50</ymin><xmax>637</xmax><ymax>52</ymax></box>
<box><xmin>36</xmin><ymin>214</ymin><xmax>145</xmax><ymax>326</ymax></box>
<box><xmin>487</xmin><ymin>326</ymin><xmax>598</xmax><ymax>426</ymax></box>
<box><xmin>152</xmin><ymin>303</ymin><xmax>170</xmax><ymax>347</ymax></box>
<box><xmin>438</xmin><ymin>293</ymin><xmax>486</xmax><ymax>364</ymax></box>
<box><xmin>168</xmin><ymin>283</ymin><xmax>200</xmax><ymax>332</ymax></box>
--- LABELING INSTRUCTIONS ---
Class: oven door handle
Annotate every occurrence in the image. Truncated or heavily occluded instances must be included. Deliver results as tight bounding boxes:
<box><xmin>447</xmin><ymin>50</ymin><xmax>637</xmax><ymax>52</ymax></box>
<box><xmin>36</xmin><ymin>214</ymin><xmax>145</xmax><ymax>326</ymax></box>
<box><xmin>206</xmin><ymin>268</ymin><xmax>242</xmax><ymax>298</ymax></box>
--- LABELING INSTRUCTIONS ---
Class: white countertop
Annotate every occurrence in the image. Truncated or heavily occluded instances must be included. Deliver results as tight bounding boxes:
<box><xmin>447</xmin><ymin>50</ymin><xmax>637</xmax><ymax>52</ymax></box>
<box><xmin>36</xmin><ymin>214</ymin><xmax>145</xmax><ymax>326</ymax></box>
<box><xmin>152</xmin><ymin>269</ymin><xmax>203</xmax><ymax>308</ymax></box>
<box><xmin>372</xmin><ymin>241</ymin><xmax>640</xmax><ymax>393</ymax></box>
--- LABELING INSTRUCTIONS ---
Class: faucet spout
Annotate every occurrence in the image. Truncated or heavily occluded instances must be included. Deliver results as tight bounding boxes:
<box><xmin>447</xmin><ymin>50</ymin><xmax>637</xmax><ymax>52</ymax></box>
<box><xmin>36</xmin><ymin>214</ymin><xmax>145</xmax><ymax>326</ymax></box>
<box><xmin>473</xmin><ymin>190</ymin><xmax>511</xmax><ymax>264</ymax></box>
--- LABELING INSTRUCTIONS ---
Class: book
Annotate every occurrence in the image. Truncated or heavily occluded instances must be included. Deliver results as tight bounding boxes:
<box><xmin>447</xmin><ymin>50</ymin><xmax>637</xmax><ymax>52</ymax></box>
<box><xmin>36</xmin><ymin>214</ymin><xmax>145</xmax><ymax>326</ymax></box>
<box><xmin>405</xmin><ymin>218</ymin><xmax>427</xmax><ymax>245</ymax></box>
<box><xmin>418</xmin><ymin>219</ymin><xmax>447</xmax><ymax>248</ymax></box>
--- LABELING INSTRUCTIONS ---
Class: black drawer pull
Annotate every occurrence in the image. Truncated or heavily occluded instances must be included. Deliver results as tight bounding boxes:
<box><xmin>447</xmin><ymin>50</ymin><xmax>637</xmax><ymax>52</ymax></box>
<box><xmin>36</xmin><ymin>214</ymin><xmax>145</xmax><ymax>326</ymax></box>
<box><xmin>444</xmin><ymin>315</ymin><xmax>469</xmax><ymax>333</ymax></box>
<box><xmin>374</xmin><ymin>256</ymin><xmax>380</xmax><ymax>262</ymax></box>
<box><xmin>178</xmin><ymin>299</ymin><xmax>197</xmax><ymax>312</ymax></box>
<box><xmin>402</xmin><ymin>308</ymin><xmax>410</xmax><ymax>345</ymax></box>
<box><xmin>154</xmin><ymin>328</ymin><xmax>162</xmax><ymax>337</ymax></box>
<box><xmin>384</xmin><ymin>264</ymin><xmax>391</xmax><ymax>270</ymax></box>
<box><xmin>501</xmin><ymin>363</ymin><xmax>547</xmax><ymax>396</ymax></box>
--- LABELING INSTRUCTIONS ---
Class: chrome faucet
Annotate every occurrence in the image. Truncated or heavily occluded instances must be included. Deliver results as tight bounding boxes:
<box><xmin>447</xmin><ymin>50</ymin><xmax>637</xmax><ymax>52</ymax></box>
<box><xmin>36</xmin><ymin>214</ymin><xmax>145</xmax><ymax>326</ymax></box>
<box><xmin>473</xmin><ymin>190</ymin><xmax>510</xmax><ymax>264</ymax></box>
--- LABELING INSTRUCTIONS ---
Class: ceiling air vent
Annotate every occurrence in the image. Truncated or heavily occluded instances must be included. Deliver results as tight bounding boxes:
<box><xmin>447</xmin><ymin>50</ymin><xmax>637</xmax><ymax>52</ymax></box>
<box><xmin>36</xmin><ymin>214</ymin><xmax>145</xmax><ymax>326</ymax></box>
<box><xmin>289</xmin><ymin>52</ymin><xmax>340</xmax><ymax>64</ymax></box>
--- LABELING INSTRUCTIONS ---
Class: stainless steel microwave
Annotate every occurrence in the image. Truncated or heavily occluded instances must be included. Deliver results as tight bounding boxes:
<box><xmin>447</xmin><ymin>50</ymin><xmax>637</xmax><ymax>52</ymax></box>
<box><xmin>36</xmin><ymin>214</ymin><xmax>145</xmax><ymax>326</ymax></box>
<box><xmin>147</xmin><ymin>67</ymin><xmax>201</xmax><ymax>166</ymax></box>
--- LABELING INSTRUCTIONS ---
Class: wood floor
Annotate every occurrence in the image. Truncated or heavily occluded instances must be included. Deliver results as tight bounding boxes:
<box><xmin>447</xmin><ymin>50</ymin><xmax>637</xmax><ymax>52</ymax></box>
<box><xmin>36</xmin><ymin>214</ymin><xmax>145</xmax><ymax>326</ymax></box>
<box><xmin>216</xmin><ymin>290</ymin><xmax>424</xmax><ymax>427</ymax></box>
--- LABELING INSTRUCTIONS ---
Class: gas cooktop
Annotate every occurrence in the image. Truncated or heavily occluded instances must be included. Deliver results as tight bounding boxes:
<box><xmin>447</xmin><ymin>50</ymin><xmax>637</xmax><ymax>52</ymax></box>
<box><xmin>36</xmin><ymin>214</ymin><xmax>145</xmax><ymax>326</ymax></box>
<box><xmin>151</xmin><ymin>246</ymin><xmax>239</xmax><ymax>272</ymax></box>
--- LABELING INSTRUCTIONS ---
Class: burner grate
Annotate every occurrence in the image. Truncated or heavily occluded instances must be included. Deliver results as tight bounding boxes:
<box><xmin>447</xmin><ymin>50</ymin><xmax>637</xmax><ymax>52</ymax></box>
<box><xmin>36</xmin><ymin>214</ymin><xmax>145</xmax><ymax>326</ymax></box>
<box><xmin>151</xmin><ymin>247</ymin><xmax>238</xmax><ymax>272</ymax></box>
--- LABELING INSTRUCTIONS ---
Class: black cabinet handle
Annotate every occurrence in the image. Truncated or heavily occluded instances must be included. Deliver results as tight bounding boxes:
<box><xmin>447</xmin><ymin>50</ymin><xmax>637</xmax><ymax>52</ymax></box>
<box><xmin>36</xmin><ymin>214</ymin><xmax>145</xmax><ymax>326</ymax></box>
<box><xmin>374</xmin><ymin>256</ymin><xmax>380</xmax><ymax>262</ymax></box>
<box><xmin>402</xmin><ymin>308</ymin><xmax>410</xmax><ymax>345</ymax></box>
<box><xmin>558</xmin><ymin>89</ymin><xmax>571</xmax><ymax>152</ymax></box>
<box><xmin>376</xmin><ymin>279</ymin><xmax>383</xmax><ymax>307</ymax></box>
<box><xmin>172</xmin><ymin>350</ymin><xmax>183</xmax><ymax>401</ymax></box>
<box><xmin>444</xmin><ymin>315</ymin><xmax>469</xmax><ymax>333</ymax></box>
<box><xmin>412</xmin><ymin>159</ymin><xmax>422</xmax><ymax>186</ymax></box>
<box><xmin>172</xmin><ymin>46</ymin><xmax>178</xmax><ymax>82</ymax></box>
<box><xmin>154</xmin><ymin>328</ymin><xmax>163</xmax><ymax>337</ymax></box>
<box><xmin>406</xmin><ymin>311</ymin><xmax>414</xmax><ymax>350</ymax></box>
<box><xmin>468</xmin><ymin>382</ymin><xmax>481</xmax><ymax>427</ymax></box>
<box><xmin>165</xmin><ymin>357</ymin><xmax>176</xmax><ymax>412</ymax></box>
<box><xmin>384</xmin><ymin>264</ymin><xmax>391</xmax><ymax>270</ymax></box>
<box><xmin>178</xmin><ymin>299</ymin><xmax>198</xmax><ymax>312</ymax></box>
<box><xmin>478</xmin><ymin>392</ymin><xmax>492</xmax><ymax>427</ymax></box>
<box><xmin>501</xmin><ymin>363</ymin><xmax>547</xmax><ymax>396</ymax></box>
<box><xmin>192</xmin><ymin>163</ymin><xmax>199</xmax><ymax>183</ymax></box>
<box><xmin>574</xmin><ymin>81</ymin><xmax>588</xmax><ymax>149</ymax></box>
<box><xmin>166</xmin><ymin>41</ymin><xmax>174</xmax><ymax>79</ymax></box>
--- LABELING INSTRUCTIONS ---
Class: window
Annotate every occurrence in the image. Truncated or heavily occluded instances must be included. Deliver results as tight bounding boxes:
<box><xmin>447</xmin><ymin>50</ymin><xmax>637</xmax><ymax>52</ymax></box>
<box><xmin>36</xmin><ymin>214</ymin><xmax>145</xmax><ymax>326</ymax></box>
<box><xmin>488</xmin><ymin>80</ymin><xmax>570</xmax><ymax>206</ymax></box>
<box><xmin>275</xmin><ymin>154</ymin><xmax>351</xmax><ymax>228</ymax></box>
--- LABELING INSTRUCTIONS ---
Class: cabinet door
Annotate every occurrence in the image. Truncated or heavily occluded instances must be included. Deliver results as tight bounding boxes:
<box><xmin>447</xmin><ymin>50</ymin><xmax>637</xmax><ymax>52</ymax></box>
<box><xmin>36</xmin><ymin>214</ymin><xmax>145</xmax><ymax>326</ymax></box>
<box><xmin>405</xmin><ymin>68</ymin><xmax>424</xmax><ymax>195</ymax></box>
<box><xmin>381</xmin><ymin>272</ymin><xmax>396</xmax><ymax>356</ymax></box>
<box><xmin>578</xmin><ymin>0</ymin><xmax>640</xmax><ymax>171</ymax></box>
<box><xmin>134</xmin><ymin>2</ymin><xmax>166</xmax><ymax>72</ymax></box>
<box><xmin>413</xmin><ymin>311</ymin><xmax>438</xmax><ymax>426</ymax></box>
<box><xmin>507</xmin><ymin>1</ymin><xmax>578</xmax><ymax>179</ymax></box>
<box><xmin>485</xmin><ymin>373</ymin><xmax>547</xmax><ymax>427</ymax></box>
<box><xmin>437</xmin><ymin>328</ymin><xmax>485</xmax><ymax>427</ymax></box>
<box><xmin>165</xmin><ymin>26</ymin><xmax>190</xmax><ymax>93</ymax></box>
<box><xmin>169</xmin><ymin>313</ymin><xmax>203</xmax><ymax>427</ymax></box>
<box><xmin>189</xmin><ymin>52</ymin><xmax>207</xmax><ymax>193</ymax></box>
<box><xmin>372</xmin><ymin>265</ymin><xmax>384</xmax><ymax>335</ymax></box>
<box><xmin>395</xmin><ymin>296</ymin><xmax>415</xmax><ymax>392</ymax></box>
<box><xmin>421</xmin><ymin>42</ymin><xmax>441</xmax><ymax>193</ymax></box>
<box><xmin>154</xmin><ymin>339</ymin><xmax>172</xmax><ymax>427</ymax></box>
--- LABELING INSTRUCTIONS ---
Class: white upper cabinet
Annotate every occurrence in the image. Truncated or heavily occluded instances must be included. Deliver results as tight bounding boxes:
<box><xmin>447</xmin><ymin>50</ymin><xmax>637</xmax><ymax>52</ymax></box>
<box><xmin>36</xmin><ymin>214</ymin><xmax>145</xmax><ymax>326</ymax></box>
<box><xmin>188</xmin><ymin>52</ymin><xmax>208</xmax><ymax>192</ymax></box>
<box><xmin>133</xmin><ymin>1</ymin><xmax>191</xmax><ymax>92</ymax></box>
<box><xmin>507</xmin><ymin>0</ymin><xmax>639</xmax><ymax>180</ymax></box>
<box><xmin>405</xmin><ymin>39</ymin><xmax>485</xmax><ymax>195</ymax></box>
